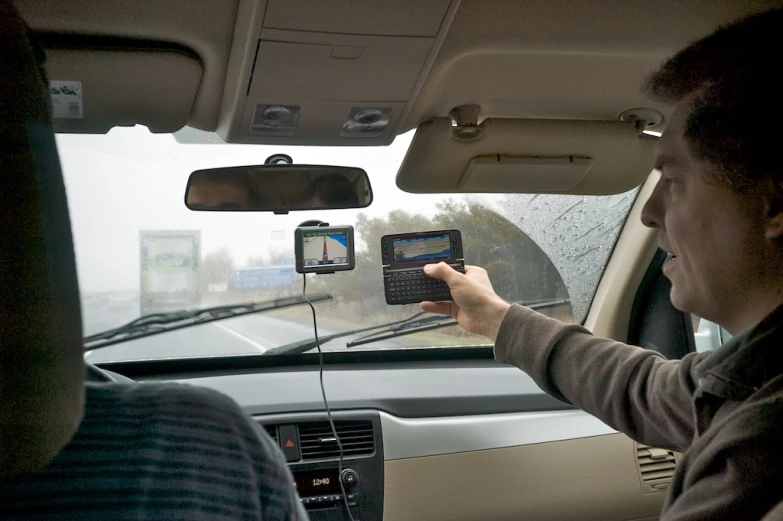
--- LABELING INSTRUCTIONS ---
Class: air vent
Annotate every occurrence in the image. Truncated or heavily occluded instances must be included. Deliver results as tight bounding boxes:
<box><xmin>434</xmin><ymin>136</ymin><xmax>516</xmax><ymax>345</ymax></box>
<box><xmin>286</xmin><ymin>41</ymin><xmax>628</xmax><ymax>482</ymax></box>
<box><xmin>261</xmin><ymin>424</ymin><xmax>278</xmax><ymax>445</ymax></box>
<box><xmin>635</xmin><ymin>443</ymin><xmax>680</xmax><ymax>494</ymax></box>
<box><xmin>299</xmin><ymin>421</ymin><xmax>375</xmax><ymax>461</ymax></box>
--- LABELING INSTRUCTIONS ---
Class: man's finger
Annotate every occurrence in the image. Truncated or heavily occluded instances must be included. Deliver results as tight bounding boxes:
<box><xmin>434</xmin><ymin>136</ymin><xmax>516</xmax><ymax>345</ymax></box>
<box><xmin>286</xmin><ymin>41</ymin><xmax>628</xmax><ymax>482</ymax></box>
<box><xmin>423</xmin><ymin>262</ymin><xmax>463</xmax><ymax>285</ymax></box>
<box><xmin>420</xmin><ymin>300</ymin><xmax>453</xmax><ymax>316</ymax></box>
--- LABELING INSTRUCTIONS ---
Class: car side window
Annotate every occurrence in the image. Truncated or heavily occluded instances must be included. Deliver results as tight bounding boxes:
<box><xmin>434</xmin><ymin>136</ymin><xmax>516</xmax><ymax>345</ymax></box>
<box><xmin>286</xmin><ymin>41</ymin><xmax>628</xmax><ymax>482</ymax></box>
<box><xmin>692</xmin><ymin>316</ymin><xmax>732</xmax><ymax>352</ymax></box>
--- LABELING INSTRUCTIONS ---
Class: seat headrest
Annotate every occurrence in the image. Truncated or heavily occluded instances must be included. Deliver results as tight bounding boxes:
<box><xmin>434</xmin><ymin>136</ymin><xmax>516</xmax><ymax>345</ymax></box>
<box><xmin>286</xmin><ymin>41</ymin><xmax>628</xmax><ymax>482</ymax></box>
<box><xmin>0</xmin><ymin>0</ymin><xmax>84</xmax><ymax>480</ymax></box>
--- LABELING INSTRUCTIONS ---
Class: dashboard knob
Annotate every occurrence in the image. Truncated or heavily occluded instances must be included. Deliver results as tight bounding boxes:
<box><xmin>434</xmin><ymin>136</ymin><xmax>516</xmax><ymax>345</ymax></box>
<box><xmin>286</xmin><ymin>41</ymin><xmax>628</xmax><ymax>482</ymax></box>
<box><xmin>341</xmin><ymin>468</ymin><xmax>359</xmax><ymax>489</ymax></box>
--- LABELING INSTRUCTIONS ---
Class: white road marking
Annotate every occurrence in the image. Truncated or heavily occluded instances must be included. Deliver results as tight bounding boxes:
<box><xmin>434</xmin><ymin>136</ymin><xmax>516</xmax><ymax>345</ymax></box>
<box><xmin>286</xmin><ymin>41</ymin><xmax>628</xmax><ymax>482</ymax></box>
<box><xmin>212</xmin><ymin>322</ymin><xmax>268</xmax><ymax>353</ymax></box>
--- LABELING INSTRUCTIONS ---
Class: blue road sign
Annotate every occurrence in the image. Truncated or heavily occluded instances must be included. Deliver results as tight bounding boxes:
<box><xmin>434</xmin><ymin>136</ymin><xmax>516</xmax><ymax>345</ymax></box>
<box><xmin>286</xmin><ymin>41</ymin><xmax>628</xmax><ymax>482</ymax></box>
<box><xmin>235</xmin><ymin>265</ymin><xmax>296</xmax><ymax>289</ymax></box>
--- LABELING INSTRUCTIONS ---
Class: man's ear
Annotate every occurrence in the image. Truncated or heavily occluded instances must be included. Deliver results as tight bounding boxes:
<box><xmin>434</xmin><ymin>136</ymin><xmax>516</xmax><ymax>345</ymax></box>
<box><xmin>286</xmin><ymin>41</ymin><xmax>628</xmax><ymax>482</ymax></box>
<box><xmin>764</xmin><ymin>183</ymin><xmax>783</xmax><ymax>240</ymax></box>
<box><xmin>766</xmin><ymin>213</ymin><xmax>783</xmax><ymax>239</ymax></box>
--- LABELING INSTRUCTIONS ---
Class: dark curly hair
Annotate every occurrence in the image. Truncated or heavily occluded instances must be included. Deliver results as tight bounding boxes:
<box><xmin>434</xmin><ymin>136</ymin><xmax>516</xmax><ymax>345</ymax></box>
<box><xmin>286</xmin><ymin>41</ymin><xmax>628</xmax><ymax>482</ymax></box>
<box><xmin>644</xmin><ymin>8</ymin><xmax>783</xmax><ymax>203</ymax></box>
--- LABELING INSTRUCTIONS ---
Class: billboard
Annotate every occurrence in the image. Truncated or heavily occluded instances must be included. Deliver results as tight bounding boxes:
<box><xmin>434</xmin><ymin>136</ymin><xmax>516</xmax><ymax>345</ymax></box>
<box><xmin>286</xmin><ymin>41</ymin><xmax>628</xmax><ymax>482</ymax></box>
<box><xmin>235</xmin><ymin>265</ymin><xmax>296</xmax><ymax>289</ymax></box>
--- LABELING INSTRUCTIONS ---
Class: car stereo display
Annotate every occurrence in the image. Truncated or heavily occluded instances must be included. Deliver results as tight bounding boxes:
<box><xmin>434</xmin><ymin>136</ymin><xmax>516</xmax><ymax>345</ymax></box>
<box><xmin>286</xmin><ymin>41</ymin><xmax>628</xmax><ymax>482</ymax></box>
<box><xmin>292</xmin><ymin>468</ymin><xmax>342</xmax><ymax>497</ymax></box>
<box><xmin>392</xmin><ymin>233</ymin><xmax>451</xmax><ymax>263</ymax></box>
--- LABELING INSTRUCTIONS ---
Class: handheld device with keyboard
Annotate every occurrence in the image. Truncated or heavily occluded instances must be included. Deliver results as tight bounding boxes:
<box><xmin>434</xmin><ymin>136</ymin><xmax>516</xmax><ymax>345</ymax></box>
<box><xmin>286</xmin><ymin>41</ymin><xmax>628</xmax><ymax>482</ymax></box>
<box><xmin>381</xmin><ymin>230</ymin><xmax>465</xmax><ymax>305</ymax></box>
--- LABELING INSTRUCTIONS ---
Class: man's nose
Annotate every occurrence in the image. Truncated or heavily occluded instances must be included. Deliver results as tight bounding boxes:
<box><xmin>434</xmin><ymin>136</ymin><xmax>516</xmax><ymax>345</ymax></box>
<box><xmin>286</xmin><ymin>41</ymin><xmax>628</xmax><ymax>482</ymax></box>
<box><xmin>640</xmin><ymin>178</ymin><xmax>664</xmax><ymax>229</ymax></box>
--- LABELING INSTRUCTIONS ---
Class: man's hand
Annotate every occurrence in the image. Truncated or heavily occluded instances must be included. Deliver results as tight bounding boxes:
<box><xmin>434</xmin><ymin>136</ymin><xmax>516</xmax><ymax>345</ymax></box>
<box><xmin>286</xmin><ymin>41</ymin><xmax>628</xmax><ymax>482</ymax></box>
<box><xmin>420</xmin><ymin>263</ymin><xmax>511</xmax><ymax>341</ymax></box>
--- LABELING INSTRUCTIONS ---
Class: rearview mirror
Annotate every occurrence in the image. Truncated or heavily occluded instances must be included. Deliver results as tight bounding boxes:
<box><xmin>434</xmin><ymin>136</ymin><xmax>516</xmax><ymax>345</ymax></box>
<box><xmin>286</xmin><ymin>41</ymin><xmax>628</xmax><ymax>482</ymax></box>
<box><xmin>185</xmin><ymin>165</ymin><xmax>373</xmax><ymax>212</ymax></box>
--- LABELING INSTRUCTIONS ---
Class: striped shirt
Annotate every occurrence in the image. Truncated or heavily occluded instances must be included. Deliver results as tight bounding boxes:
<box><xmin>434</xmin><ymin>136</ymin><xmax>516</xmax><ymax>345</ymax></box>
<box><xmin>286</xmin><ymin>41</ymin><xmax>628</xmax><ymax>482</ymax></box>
<box><xmin>1</xmin><ymin>382</ymin><xmax>308</xmax><ymax>521</ymax></box>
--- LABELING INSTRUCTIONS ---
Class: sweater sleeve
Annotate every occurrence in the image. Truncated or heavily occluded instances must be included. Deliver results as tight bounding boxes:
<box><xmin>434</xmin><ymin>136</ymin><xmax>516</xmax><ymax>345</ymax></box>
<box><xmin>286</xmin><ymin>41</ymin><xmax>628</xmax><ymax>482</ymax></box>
<box><xmin>494</xmin><ymin>304</ymin><xmax>706</xmax><ymax>451</ymax></box>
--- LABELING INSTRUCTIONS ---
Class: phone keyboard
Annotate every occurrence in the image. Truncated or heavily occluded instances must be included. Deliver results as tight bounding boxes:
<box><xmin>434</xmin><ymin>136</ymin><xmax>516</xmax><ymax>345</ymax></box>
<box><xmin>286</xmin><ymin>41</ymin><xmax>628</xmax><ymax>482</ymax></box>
<box><xmin>384</xmin><ymin>270</ymin><xmax>460</xmax><ymax>305</ymax></box>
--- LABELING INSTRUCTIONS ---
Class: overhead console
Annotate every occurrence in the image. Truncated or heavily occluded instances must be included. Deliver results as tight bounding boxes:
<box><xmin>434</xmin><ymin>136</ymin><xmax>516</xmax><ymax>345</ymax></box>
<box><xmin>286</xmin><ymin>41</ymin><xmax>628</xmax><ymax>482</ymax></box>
<box><xmin>216</xmin><ymin>0</ymin><xmax>459</xmax><ymax>145</ymax></box>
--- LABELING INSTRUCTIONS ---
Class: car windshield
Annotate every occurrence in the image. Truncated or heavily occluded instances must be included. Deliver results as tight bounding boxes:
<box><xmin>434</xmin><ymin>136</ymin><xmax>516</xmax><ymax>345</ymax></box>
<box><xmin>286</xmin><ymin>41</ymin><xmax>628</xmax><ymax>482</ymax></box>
<box><xmin>62</xmin><ymin>126</ymin><xmax>639</xmax><ymax>362</ymax></box>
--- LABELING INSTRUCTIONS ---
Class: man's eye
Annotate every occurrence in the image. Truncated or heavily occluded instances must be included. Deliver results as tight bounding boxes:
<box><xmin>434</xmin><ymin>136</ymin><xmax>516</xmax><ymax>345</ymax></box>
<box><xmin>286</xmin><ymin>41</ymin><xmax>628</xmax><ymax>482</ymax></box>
<box><xmin>662</xmin><ymin>173</ymin><xmax>678</xmax><ymax>185</ymax></box>
<box><xmin>664</xmin><ymin>176</ymin><xmax>684</xmax><ymax>193</ymax></box>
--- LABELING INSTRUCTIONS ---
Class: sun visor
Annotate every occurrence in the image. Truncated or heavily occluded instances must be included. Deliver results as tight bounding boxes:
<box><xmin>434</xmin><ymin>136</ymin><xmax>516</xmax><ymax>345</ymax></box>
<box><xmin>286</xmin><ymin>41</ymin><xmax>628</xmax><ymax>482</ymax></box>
<box><xmin>396</xmin><ymin>118</ymin><xmax>656</xmax><ymax>195</ymax></box>
<box><xmin>44</xmin><ymin>47</ymin><xmax>203</xmax><ymax>134</ymax></box>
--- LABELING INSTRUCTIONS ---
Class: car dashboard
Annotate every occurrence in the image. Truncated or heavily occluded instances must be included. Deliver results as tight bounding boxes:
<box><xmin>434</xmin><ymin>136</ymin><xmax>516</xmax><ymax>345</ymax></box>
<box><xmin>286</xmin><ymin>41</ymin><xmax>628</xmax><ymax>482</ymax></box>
<box><xmin>94</xmin><ymin>348</ymin><xmax>670</xmax><ymax>521</ymax></box>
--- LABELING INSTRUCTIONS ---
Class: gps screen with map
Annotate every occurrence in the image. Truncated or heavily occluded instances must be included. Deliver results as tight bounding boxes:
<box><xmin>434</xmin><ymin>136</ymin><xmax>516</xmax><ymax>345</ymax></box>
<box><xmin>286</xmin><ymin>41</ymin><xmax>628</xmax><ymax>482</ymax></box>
<box><xmin>392</xmin><ymin>233</ymin><xmax>452</xmax><ymax>263</ymax></box>
<box><xmin>300</xmin><ymin>229</ymin><xmax>350</xmax><ymax>267</ymax></box>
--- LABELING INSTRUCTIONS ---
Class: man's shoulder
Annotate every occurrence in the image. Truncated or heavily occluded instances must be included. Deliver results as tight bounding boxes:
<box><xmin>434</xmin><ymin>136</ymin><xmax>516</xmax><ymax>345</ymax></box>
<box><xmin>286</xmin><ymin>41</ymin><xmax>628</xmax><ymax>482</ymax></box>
<box><xmin>82</xmin><ymin>382</ymin><xmax>302</xmax><ymax>518</ymax></box>
<box><xmin>86</xmin><ymin>381</ymin><xmax>246</xmax><ymax>416</ymax></box>
<box><xmin>703</xmin><ymin>378</ymin><xmax>783</xmax><ymax>451</ymax></box>
<box><xmin>733</xmin><ymin>378</ymin><xmax>783</xmax><ymax>435</ymax></box>
<box><xmin>3</xmin><ymin>384</ymin><xmax>303</xmax><ymax>520</ymax></box>
<box><xmin>84</xmin><ymin>382</ymin><xmax>269</xmax><ymax>448</ymax></box>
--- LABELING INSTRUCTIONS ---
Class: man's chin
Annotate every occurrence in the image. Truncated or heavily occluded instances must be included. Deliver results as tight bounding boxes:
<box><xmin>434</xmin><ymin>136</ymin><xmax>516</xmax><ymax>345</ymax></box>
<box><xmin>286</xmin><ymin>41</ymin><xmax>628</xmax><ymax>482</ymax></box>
<box><xmin>668</xmin><ymin>286</ymin><xmax>694</xmax><ymax>315</ymax></box>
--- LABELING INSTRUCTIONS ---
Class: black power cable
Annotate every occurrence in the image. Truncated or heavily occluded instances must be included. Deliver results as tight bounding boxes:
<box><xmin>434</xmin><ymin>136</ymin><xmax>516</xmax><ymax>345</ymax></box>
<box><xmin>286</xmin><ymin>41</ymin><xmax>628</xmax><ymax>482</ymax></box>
<box><xmin>302</xmin><ymin>274</ymin><xmax>356</xmax><ymax>521</ymax></box>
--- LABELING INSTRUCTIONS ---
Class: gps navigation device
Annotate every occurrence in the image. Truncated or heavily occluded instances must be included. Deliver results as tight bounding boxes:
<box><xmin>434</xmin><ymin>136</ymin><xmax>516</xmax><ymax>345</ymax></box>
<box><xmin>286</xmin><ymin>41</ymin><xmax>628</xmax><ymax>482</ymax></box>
<box><xmin>295</xmin><ymin>225</ymin><xmax>355</xmax><ymax>274</ymax></box>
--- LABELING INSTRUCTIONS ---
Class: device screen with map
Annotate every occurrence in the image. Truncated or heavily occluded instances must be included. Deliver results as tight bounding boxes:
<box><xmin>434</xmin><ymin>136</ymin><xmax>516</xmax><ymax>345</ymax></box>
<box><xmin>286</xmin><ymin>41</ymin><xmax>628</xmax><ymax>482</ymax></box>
<box><xmin>295</xmin><ymin>225</ymin><xmax>355</xmax><ymax>273</ymax></box>
<box><xmin>392</xmin><ymin>233</ymin><xmax>451</xmax><ymax>264</ymax></box>
<box><xmin>382</xmin><ymin>230</ymin><xmax>462</xmax><ymax>268</ymax></box>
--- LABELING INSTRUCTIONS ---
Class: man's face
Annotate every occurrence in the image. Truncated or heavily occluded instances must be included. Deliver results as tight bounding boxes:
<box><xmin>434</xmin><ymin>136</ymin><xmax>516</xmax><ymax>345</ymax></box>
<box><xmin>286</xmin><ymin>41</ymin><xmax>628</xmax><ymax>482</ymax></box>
<box><xmin>305</xmin><ymin>193</ymin><xmax>327</xmax><ymax>209</ymax></box>
<box><xmin>641</xmin><ymin>100</ymin><xmax>770</xmax><ymax>330</ymax></box>
<box><xmin>188</xmin><ymin>178</ymin><xmax>250</xmax><ymax>209</ymax></box>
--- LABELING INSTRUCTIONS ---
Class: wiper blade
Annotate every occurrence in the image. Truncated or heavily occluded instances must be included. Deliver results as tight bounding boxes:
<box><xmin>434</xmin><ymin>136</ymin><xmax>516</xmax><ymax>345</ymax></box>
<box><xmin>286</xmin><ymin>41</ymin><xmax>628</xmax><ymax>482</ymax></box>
<box><xmin>83</xmin><ymin>293</ymin><xmax>333</xmax><ymax>351</ymax></box>
<box><xmin>345</xmin><ymin>298</ymin><xmax>570</xmax><ymax>348</ymax></box>
<box><xmin>265</xmin><ymin>298</ymin><xmax>570</xmax><ymax>356</ymax></box>
<box><xmin>345</xmin><ymin>315</ymin><xmax>459</xmax><ymax>348</ymax></box>
<box><xmin>262</xmin><ymin>310</ymin><xmax>435</xmax><ymax>356</ymax></box>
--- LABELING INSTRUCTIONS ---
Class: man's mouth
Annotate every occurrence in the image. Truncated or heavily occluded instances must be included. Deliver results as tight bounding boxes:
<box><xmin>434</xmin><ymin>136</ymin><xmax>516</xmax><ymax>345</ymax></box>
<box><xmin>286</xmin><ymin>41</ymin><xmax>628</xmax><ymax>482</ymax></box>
<box><xmin>663</xmin><ymin>253</ymin><xmax>678</xmax><ymax>274</ymax></box>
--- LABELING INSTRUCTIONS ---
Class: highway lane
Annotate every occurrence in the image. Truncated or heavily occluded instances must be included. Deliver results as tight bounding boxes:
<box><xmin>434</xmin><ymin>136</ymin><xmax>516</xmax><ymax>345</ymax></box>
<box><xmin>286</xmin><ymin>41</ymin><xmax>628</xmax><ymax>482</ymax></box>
<box><xmin>82</xmin><ymin>305</ymin><xmax>138</xmax><ymax>338</ymax></box>
<box><xmin>83</xmin><ymin>304</ymin><xmax>423</xmax><ymax>363</ymax></box>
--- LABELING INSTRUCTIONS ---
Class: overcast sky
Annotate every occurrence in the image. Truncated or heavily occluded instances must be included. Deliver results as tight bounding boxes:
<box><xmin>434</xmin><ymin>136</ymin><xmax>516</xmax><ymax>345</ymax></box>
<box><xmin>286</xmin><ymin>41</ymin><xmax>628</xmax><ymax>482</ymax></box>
<box><xmin>57</xmin><ymin>126</ymin><xmax>457</xmax><ymax>293</ymax></box>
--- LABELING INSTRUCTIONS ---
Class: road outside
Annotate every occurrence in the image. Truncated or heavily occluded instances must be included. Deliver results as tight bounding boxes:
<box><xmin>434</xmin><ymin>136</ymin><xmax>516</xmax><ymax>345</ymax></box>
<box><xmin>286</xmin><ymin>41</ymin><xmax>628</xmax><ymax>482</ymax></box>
<box><xmin>81</xmin><ymin>294</ymin><xmax>433</xmax><ymax>363</ymax></box>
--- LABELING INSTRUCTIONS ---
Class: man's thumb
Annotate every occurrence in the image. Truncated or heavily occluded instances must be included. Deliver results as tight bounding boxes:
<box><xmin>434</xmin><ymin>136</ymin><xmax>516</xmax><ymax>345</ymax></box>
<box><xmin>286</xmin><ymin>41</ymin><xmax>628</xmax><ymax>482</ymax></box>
<box><xmin>424</xmin><ymin>262</ymin><xmax>461</xmax><ymax>285</ymax></box>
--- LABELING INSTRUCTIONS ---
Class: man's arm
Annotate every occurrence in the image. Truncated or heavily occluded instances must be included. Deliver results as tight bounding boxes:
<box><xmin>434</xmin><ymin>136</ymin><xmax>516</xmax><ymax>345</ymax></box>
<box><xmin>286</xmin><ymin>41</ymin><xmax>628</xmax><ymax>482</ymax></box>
<box><xmin>495</xmin><ymin>304</ymin><xmax>703</xmax><ymax>451</ymax></box>
<box><xmin>420</xmin><ymin>263</ymin><xmax>703</xmax><ymax>452</ymax></box>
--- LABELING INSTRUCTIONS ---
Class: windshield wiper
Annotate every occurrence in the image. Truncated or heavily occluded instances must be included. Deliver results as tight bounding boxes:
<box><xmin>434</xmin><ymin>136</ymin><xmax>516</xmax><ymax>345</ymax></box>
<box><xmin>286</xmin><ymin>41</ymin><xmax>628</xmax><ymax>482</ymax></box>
<box><xmin>83</xmin><ymin>293</ymin><xmax>333</xmax><ymax>351</ymax></box>
<box><xmin>345</xmin><ymin>315</ymin><xmax>460</xmax><ymax>348</ymax></box>
<box><xmin>264</xmin><ymin>298</ymin><xmax>570</xmax><ymax>356</ymax></box>
<box><xmin>262</xmin><ymin>310</ymin><xmax>434</xmax><ymax>356</ymax></box>
<box><xmin>344</xmin><ymin>298</ymin><xmax>570</xmax><ymax>348</ymax></box>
